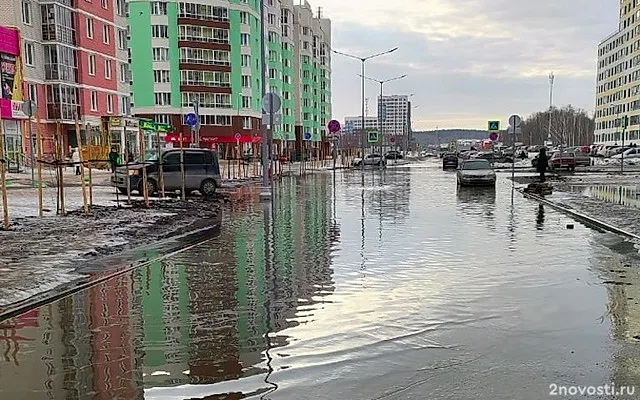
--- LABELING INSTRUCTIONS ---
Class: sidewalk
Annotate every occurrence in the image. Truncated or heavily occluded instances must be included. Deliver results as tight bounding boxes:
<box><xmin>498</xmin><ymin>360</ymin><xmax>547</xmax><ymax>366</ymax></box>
<box><xmin>532</xmin><ymin>173</ymin><xmax>640</xmax><ymax>237</ymax></box>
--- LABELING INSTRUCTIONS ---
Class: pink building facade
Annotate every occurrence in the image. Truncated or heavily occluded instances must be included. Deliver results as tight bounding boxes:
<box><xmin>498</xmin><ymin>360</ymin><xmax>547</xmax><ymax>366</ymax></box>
<box><xmin>0</xmin><ymin>0</ymin><xmax>130</xmax><ymax>162</ymax></box>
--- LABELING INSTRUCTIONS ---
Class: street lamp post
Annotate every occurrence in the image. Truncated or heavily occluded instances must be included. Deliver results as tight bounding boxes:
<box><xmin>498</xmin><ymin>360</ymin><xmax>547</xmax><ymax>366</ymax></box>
<box><xmin>333</xmin><ymin>47</ymin><xmax>399</xmax><ymax>166</ymax></box>
<box><xmin>358</xmin><ymin>73</ymin><xmax>407</xmax><ymax>160</ymax></box>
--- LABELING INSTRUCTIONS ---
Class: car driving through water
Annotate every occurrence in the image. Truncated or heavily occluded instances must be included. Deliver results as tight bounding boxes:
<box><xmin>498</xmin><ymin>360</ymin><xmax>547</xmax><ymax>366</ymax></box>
<box><xmin>456</xmin><ymin>159</ymin><xmax>496</xmax><ymax>186</ymax></box>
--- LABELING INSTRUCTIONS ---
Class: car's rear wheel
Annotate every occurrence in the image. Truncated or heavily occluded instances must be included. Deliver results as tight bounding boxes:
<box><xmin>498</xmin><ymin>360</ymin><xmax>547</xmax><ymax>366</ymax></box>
<box><xmin>200</xmin><ymin>178</ymin><xmax>217</xmax><ymax>196</ymax></box>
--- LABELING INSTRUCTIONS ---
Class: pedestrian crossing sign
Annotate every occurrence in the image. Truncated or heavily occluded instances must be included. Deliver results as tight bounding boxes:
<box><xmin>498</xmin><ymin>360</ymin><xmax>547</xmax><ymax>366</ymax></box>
<box><xmin>368</xmin><ymin>131</ymin><xmax>379</xmax><ymax>142</ymax></box>
<box><xmin>488</xmin><ymin>120</ymin><xmax>501</xmax><ymax>132</ymax></box>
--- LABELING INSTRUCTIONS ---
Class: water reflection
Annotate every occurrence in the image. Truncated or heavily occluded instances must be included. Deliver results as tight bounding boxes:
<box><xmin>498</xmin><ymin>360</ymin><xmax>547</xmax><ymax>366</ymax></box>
<box><xmin>0</xmin><ymin>174</ymin><xmax>336</xmax><ymax>399</ymax></box>
<box><xmin>570</xmin><ymin>185</ymin><xmax>640</xmax><ymax>209</ymax></box>
<box><xmin>536</xmin><ymin>204</ymin><xmax>545</xmax><ymax>230</ymax></box>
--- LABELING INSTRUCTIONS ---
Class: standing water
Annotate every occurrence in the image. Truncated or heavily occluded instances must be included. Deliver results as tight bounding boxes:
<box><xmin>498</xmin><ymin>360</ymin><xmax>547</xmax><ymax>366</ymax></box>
<box><xmin>2</xmin><ymin>163</ymin><xmax>640</xmax><ymax>399</ymax></box>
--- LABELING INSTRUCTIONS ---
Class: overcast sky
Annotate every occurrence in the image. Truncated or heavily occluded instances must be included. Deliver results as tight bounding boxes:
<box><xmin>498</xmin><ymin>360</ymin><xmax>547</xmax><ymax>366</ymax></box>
<box><xmin>319</xmin><ymin>0</ymin><xmax>619</xmax><ymax>130</ymax></box>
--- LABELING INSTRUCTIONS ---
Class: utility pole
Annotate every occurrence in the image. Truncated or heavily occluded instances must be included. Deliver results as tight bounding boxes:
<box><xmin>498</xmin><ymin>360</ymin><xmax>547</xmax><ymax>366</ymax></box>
<box><xmin>548</xmin><ymin>72</ymin><xmax>554</xmax><ymax>145</ymax></box>
<box><xmin>259</xmin><ymin>0</ymin><xmax>271</xmax><ymax>201</ymax></box>
<box><xmin>192</xmin><ymin>100</ymin><xmax>200</xmax><ymax>147</ymax></box>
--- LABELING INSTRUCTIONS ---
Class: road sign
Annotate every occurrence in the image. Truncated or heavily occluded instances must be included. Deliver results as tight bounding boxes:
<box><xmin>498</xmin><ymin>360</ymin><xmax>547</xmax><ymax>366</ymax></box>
<box><xmin>390</xmin><ymin>136</ymin><xmax>396</xmax><ymax>144</ymax></box>
<box><xmin>488</xmin><ymin>120</ymin><xmax>501</xmax><ymax>132</ymax></box>
<box><xmin>235</xmin><ymin>132</ymin><xmax>241</xmax><ymax>140</ymax></box>
<box><xmin>450</xmin><ymin>140</ymin><xmax>457</xmax><ymax>150</ymax></box>
<box><xmin>507</xmin><ymin>114</ymin><xmax>522</xmax><ymax>134</ymax></box>
<box><xmin>489</xmin><ymin>132</ymin><xmax>499</xmax><ymax>141</ymax></box>
<box><xmin>262</xmin><ymin>113</ymin><xmax>282</xmax><ymax>125</ymax></box>
<box><xmin>140</xmin><ymin>119</ymin><xmax>173</xmax><ymax>133</ymax></box>
<box><xmin>262</xmin><ymin>92</ymin><xmax>282</xmax><ymax>113</ymax></box>
<box><xmin>328</xmin><ymin>119</ymin><xmax>341</xmax><ymax>133</ymax></box>
<box><xmin>368</xmin><ymin>131</ymin><xmax>379</xmax><ymax>143</ymax></box>
<box><xmin>304</xmin><ymin>132</ymin><xmax>312</xmax><ymax>140</ymax></box>
<box><xmin>185</xmin><ymin>112</ymin><xmax>198</xmax><ymax>127</ymax></box>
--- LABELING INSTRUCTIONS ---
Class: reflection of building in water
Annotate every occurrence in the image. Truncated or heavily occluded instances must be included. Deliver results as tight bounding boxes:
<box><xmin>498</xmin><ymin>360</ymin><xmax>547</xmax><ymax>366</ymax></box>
<box><xmin>131</xmin><ymin>175</ymin><xmax>337</xmax><ymax>391</ymax></box>
<box><xmin>595</xmin><ymin>253</ymin><xmax>640</xmax><ymax>385</ymax></box>
<box><xmin>576</xmin><ymin>185</ymin><xmax>640</xmax><ymax>209</ymax></box>
<box><xmin>135</xmin><ymin>259</ymin><xmax>192</xmax><ymax>386</ymax></box>
<box><xmin>0</xmin><ymin>275</ymin><xmax>142</xmax><ymax>399</ymax></box>
<box><xmin>88</xmin><ymin>274</ymin><xmax>141</xmax><ymax>399</ymax></box>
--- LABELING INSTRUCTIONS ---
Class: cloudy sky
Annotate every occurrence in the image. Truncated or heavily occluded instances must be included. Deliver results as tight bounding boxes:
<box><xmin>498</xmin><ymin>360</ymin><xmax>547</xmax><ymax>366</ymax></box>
<box><xmin>319</xmin><ymin>0</ymin><xmax>619</xmax><ymax>130</ymax></box>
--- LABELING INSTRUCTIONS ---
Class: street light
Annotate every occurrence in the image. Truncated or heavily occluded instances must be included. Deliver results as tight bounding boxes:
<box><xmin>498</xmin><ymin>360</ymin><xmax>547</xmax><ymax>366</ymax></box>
<box><xmin>333</xmin><ymin>47</ymin><xmax>399</xmax><ymax>165</ymax></box>
<box><xmin>358</xmin><ymin>73</ymin><xmax>407</xmax><ymax>159</ymax></box>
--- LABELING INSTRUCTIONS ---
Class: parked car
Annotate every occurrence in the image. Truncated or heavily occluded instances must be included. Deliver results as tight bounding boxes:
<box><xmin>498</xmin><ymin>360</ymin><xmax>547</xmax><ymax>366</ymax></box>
<box><xmin>550</xmin><ymin>152</ymin><xmax>576</xmax><ymax>171</ymax></box>
<box><xmin>612</xmin><ymin>147</ymin><xmax>640</xmax><ymax>160</ymax></box>
<box><xmin>353</xmin><ymin>154</ymin><xmax>385</xmax><ymax>167</ymax></box>
<box><xmin>112</xmin><ymin>148</ymin><xmax>222</xmax><ymax>196</ymax></box>
<box><xmin>442</xmin><ymin>153</ymin><xmax>459</xmax><ymax>169</ymax></box>
<box><xmin>456</xmin><ymin>159</ymin><xmax>496</xmax><ymax>186</ymax></box>
<box><xmin>385</xmin><ymin>150</ymin><xmax>403</xmax><ymax>160</ymax></box>
<box><xmin>572</xmin><ymin>150</ymin><xmax>591</xmax><ymax>166</ymax></box>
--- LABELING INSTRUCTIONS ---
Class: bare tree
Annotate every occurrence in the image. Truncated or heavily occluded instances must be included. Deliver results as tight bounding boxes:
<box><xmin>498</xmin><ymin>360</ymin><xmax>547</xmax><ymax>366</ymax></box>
<box><xmin>521</xmin><ymin>105</ymin><xmax>594</xmax><ymax>146</ymax></box>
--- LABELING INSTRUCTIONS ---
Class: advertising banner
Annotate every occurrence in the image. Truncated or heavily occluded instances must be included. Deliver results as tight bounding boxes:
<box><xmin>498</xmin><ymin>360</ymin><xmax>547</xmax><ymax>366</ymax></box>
<box><xmin>1</xmin><ymin>53</ymin><xmax>17</xmax><ymax>100</ymax></box>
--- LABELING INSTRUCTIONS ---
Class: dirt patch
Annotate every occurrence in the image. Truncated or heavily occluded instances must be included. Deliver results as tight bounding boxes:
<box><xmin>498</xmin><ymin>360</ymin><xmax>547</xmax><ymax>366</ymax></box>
<box><xmin>0</xmin><ymin>193</ymin><xmax>231</xmax><ymax>307</ymax></box>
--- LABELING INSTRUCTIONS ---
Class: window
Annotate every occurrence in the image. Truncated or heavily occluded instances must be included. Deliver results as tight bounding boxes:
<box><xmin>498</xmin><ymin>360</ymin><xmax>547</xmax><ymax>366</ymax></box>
<box><xmin>178</xmin><ymin>25</ymin><xmax>229</xmax><ymax>44</ymax></box>
<box><xmin>154</xmin><ymin>114</ymin><xmax>171</xmax><ymax>124</ymax></box>
<box><xmin>21</xmin><ymin>0</ymin><xmax>31</xmax><ymax>25</ymax></box>
<box><xmin>242</xmin><ymin>75</ymin><xmax>250</xmax><ymax>88</ymax></box>
<box><xmin>240</xmin><ymin>33</ymin><xmax>250</xmax><ymax>46</ymax></box>
<box><xmin>24</xmin><ymin>42</ymin><xmax>35</xmax><ymax>66</ymax></box>
<box><xmin>104</xmin><ymin>59</ymin><xmax>112</xmax><ymax>79</ymax></box>
<box><xmin>241</xmin><ymin>95</ymin><xmax>251</xmax><ymax>108</ymax></box>
<box><xmin>150</xmin><ymin>1</ymin><xmax>167</xmax><ymax>15</ymax></box>
<box><xmin>153</xmin><ymin>69</ymin><xmax>170</xmax><ymax>83</ymax></box>
<box><xmin>102</xmin><ymin>24</ymin><xmax>110</xmax><ymax>44</ymax></box>
<box><xmin>154</xmin><ymin>92</ymin><xmax>171</xmax><ymax>105</ymax></box>
<box><xmin>240</xmin><ymin>11</ymin><xmax>248</xmax><ymax>24</ymax></box>
<box><xmin>101</xmin><ymin>0</ymin><xmax>107</xmax><ymax>9</ymax></box>
<box><xmin>90</xmin><ymin>90</ymin><xmax>98</xmax><ymax>111</ymax></box>
<box><xmin>28</xmin><ymin>84</ymin><xmax>37</xmax><ymax>103</ymax></box>
<box><xmin>194</xmin><ymin>115</ymin><xmax>231</xmax><ymax>126</ymax></box>
<box><xmin>268</xmin><ymin>13</ymin><xmax>276</xmax><ymax>25</ymax></box>
<box><xmin>179</xmin><ymin>48</ymin><xmax>230</xmax><ymax>65</ymax></box>
<box><xmin>241</xmin><ymin>54</ymin><xmax>250</xmax><ymax>67</ymax></box>
<box><xmin>117</xmin><ymin>29</ymin><xmax>127</xmax><ymax>50</ymax></box>
<box><xmin>180</xmin><ymin>70</ymin><xmax>230</xmax><ymax>87</ymax></box>
<box><xmin>180</xmin><ymin>93</ymin><xmax>231</xmax><ymax>108</ymax></box>
<box><xmin>88</xmin><ymin>54</ymin><xmax>96</xmax><ymax>76</ymax></box>
<box><xmin>152</xmin><ymin>47</ymin><xmax>170</xmax><ymax>61</ymax></box>
<box><xmin>119</xmin><ymin>63</ymin><xmax>128</xmax><ymax>82</ymax></box>
<box><xmin>87</xmin><ymin>18</ymin><xmax>94</xmax><ymax>38</ymax></box>
<box><xmin>106</xmin><ymin>94</ymin><xmax>113</xmax><ymax>113</ymax></box>
<box><xmin>178</xmin><ymin>3</ymin><xmax>228</xmax><ymax>21</ymax></box>
<box><xmin>116</xmin><ymin>0</ymin><xmax>127</xmax><ymax>16</ymax></box>
<box><xmin>151</xmin><ymin>25</ymin><xmax>168</xmax><ymax>38</ymax></box>
<box><xmin>120</xmin><ymin>95</ymin><xmax>130</xmax><ymax>115</ymax></box>
<box><xmin>243</xmin><ymin>116</ymin><xmax>252</xmax><ymax>129</ymax></box>
<box><xmin>184</xmin><ymin>152</ymin><xmax>204</xmax><ymax>165</ymax></box>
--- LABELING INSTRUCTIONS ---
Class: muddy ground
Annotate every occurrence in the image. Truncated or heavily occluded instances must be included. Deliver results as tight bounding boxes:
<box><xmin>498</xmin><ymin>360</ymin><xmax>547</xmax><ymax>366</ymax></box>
<box><xmin>0</xmin><ymin>193</ymin><xmax>232</xmax><ymax>309</ymax></box>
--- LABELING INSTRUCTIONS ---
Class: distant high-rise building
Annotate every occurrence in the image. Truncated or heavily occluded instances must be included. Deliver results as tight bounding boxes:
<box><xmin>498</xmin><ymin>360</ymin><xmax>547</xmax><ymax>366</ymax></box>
<box><xmin>343</xmin><ymin>116</ymin><xmax>378</xmax><ymax>133</ymax></box>
<box><xmin>594</xmin><ymin>1</ymin><xmax>640</xmax><ymax>145</ymax></box>
<box><xmin>378</xmin><ymin>95</ymin><xmax>409</xmax><ymax>147</ymax></box>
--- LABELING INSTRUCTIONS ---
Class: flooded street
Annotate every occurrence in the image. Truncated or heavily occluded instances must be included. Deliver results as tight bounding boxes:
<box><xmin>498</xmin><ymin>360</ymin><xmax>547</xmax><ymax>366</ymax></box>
<box><xmin>3</xmin><ymin>161</ymin><xmax>640</xmax><ymax>399</ymax></box>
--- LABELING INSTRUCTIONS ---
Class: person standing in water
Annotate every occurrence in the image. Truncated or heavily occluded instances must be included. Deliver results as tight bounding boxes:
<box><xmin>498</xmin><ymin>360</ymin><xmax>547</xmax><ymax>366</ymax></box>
<box><xmin>537</xmin><ymin>147</ymin><xmax>549</xmax><ymax>183</ymax></box>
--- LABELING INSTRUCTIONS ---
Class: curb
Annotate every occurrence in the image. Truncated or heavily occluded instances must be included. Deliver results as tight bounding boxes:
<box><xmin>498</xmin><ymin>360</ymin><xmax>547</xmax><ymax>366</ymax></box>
<box><xmin>518</xmin><ymin>188</ymin><xmax>640</xmax><ymax>241</ymax></box>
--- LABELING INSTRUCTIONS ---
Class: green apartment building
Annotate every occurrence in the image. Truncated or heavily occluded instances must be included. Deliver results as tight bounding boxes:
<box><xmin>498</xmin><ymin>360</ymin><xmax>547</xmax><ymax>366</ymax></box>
<box><xmin>128</xmin><ymin>0</ymin><xmax>331</xmax><ymax>150</ymax></box>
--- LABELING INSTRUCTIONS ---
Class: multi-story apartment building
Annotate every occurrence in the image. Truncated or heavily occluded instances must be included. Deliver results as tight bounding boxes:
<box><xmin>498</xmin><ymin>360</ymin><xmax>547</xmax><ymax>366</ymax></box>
<box><xmin>128</xmin><ymin>0</ymin><xmax>330</xmax><ymax>151</ymax></box>
<box><xmin>343</xmin><ymin>116</ymin><xmax>378</xmax><ymax>133</ymax></box>
<box><xmin>378</xmin><ymin>94</ymin><xmax>410</xmax><ymax>140</ymax></box>
<box><xmin>594</xmin><ymin>0</ymin><xmax>640</xmax><ymax>145</ymax></box>
<box><xmin>0</xmin><ymin>0</ymin><xmax>130</xmax><ymax>156</ymax></box>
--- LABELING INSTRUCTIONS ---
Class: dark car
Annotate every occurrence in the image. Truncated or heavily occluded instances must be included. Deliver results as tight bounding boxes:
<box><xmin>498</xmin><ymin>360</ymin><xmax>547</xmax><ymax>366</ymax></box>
<box><xmin>112</xmin><ymin>148</ymin><xmax>222</xmax><ymax>196</ymax></box>
<box><xmin>442</xmin><ymin>153</ymin><xmax>458</xmax><ymax>169</ymax></box>
<box><xmin>385</xmin><ymin>150</ymin><xmax>403</xmax><ymax>160</ymax></box>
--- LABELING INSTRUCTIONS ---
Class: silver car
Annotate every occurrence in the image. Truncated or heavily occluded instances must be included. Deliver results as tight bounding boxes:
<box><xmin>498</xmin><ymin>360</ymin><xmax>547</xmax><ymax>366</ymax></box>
<box><xmin>456</xmin><ymin>159</ymin><xmax>496</xmax><ymax>186</ymax></box>
<box><xmin>112</xmin><ymin>149</ymin><xmax>222</xmax><ymax>196</ymax></box>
